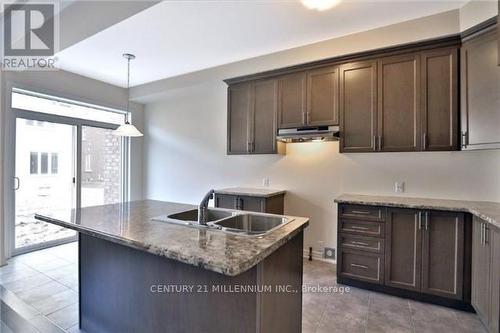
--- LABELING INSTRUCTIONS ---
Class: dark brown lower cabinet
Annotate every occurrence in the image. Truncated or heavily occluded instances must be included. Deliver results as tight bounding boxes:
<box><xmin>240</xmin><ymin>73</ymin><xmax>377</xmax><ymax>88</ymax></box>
<box><xmin>472</xmin><ymin>216</ymin><xmax>500</xmax><ymax>333</ymax></box>
<box><xmin>385</xmin><ymin>208</ymin><xmax>421</xmax><ymax>291</ymax></box>
<box><xmin>214</xmin><ymin>193</ymin><xmax>284</xmax><ymax>215</ymax></box>
<box><xmin>338</xmin><ymin>204</ymin><xmax>468</xmax><ymax>310</ymax></box>
<box><xmin>421</xmin><ymin>211</ymin><xmax>464</xmax><ymax>300</ymax></box>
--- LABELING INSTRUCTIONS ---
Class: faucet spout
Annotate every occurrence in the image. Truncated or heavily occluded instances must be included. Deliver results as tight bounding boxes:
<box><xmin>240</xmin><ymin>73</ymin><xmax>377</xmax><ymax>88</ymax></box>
<box><xmin>198</xmin><ymin>189</ymin><xmax>215</xmax><ymax>225</ymax></box>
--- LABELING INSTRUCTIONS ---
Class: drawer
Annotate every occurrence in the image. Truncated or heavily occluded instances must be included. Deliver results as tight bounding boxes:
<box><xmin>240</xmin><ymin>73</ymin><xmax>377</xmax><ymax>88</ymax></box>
<box><xmin>338</xmin><ymin>249</ymin><xmax>384</xmax><ymax>284</ymax></box>
<box><xmin>339</xmin><ymin>219</ymin><xmax>385</xmax><ymax>238</ymax></box>
<box><xmin>339</xmin><ymin>233</ymin><xmax>384</xmax><ymax>254</ymax></box>
<box><xmin>339</xmin><ymin>204</ymin><xmax>385</xmax><ymax>221</ymax></box>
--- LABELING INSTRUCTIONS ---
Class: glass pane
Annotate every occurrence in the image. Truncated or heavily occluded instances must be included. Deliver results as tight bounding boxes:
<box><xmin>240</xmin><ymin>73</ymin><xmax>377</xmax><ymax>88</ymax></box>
<box><xmin>12</xmin><ymin>91</ymin><xmax>126</xmax><ymax>125</ymax></box>
<box><xmin>40</xmin><ymin>153</ymin><xmax>48</xmax><ymax>174</ymax></box>
<box><xmin>51</xmin><ymin>153</ymin><xmax>58</xmax><ymax>174</ymax></box>
<box><xmin>81</xmin><ymin>126</ymin><xmax>123</xmax><ymax>207</ymax></box>
<box><xmin>15</xmin><ymin>119</ymin><xmax>76</xmax><ymax>249</ymax></box>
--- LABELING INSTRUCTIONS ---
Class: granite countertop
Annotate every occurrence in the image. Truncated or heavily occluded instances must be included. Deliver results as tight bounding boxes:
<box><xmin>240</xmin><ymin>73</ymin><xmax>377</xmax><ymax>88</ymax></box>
<box><xmin>335</xmin><ymin>194</ymin><xmax>500</xmax><ymax>229</ymax></box>
<box><xmin>35</xmin><ymin>200</ymin><xmax>308</xmax><ymax>276</ymax></box>
<box><xmin>215</xmin><ymin>187</ymin><xmax>286</xmax><ymax>198</ymax></box>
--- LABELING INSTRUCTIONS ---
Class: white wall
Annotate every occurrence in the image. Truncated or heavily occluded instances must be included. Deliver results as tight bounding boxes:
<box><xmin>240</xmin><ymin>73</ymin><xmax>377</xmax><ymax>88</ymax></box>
<box><xmin>460</xmin><ymin>0</ymin><xmax>498</xmax><ymax>31</ymax></box>
<box><xmin>142</xmin><ymin>8</ymin><xmax>500</xmax><ymax>256</ymax></box>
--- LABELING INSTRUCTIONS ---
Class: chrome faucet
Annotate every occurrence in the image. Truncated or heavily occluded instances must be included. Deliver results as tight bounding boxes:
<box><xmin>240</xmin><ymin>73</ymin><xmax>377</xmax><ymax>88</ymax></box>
<box><xmin>198</xmin><ymin>189</ymin><xmax>215</xmax><ymax>225</ymax></box>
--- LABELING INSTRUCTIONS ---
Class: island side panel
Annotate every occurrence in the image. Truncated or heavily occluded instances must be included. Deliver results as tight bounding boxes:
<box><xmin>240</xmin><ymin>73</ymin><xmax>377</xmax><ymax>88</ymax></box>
<box><xmin>258</xmin><ymin>231</ymin><xmax>303</xmax><ymax>333</ymax></box>
<box><xmin>79</xmin><ymin>233</ymin><xmax>259</xmax><ymax>333</ymax></box>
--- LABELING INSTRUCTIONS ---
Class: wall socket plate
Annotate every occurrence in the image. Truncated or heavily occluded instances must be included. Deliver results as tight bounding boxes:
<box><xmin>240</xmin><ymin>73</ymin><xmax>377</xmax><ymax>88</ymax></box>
<box><xmin>324</xmin><ymin>247</ymin><xmax>335</xmax><ymax>260</ymax></box>
<box><xmin>394</xmin><ymin>181</ymin><xmax>405</xmax><ymax>193</ymax></box>
<box><xmin>262</xmin><ymin>177</ymin><xmax>270</xmax><ymax>187</ymax></box>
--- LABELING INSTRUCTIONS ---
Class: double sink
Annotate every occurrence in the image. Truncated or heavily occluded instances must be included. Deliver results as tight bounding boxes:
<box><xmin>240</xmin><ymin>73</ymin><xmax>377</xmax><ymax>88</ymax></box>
<box><xmin>152</xmin><ymin>208</ymin><xmax>293</xmax><ymax>236</ymax></box>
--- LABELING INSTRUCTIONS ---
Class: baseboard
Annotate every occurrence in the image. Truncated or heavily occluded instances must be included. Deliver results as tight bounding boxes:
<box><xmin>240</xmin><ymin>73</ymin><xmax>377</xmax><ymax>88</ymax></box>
<box><xmin>303</xmin><ymin>249</ymin><xmax>336</xmax><ymax>265</ymax></box>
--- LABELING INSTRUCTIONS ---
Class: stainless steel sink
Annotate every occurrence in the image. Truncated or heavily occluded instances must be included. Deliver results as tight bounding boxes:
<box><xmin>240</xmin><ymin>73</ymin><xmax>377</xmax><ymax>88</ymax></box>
<box><xmin>151</xmin><ymin>208</ymin><xmax>234</xmax><ymax>229</ymax></box>
<box><xmin>211</xmin><ymin>214</ymin><xmax>293</xmax><ymax>235</ymax></box>
<box><xmin>152</xmin><ymin>209</ymin><xmax>292</xmax><ymax>236</ymax></box>
<box><xmin>166</xmin><ymin>209</ymin><xmax>233</xmax><ymax>223</ymax></box>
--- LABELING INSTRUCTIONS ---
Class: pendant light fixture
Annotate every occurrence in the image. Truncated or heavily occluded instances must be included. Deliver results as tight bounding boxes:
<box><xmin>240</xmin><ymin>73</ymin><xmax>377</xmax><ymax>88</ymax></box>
<box><xmin>114</xmin><ymin>53</ymin><xmax>143</xmax><ymax>137</ymax></box>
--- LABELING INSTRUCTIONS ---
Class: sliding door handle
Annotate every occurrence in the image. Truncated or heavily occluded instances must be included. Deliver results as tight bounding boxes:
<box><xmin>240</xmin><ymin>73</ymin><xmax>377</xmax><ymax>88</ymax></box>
<box><xmin>13</xmin><ymin>177</ymin><xmax>20</xmax><ymax>190</ymax></box>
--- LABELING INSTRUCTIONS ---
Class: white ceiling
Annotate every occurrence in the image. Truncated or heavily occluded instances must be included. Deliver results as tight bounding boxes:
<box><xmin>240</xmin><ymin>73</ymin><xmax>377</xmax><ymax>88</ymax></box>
<box><xmin>55</xmin><ymin>0</ymin><xmax>466</xmax><ymax>87</ymax></box>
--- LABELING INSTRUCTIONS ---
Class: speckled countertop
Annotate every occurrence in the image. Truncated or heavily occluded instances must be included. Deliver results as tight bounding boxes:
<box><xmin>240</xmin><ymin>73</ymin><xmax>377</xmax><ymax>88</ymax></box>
<box><xmin>335</xmin><ymin>194</ymin><xmax>500</xmax><ymax>229</ymax></box>
<box><xmin>215</xmin><ymin>187</ymin><xmax>286</xmax><ymax>198</ymax></box>
<box><xmin>35</xmin><ymin>200</ymin><xmax>308</xmax><ymax>276</ymax></box>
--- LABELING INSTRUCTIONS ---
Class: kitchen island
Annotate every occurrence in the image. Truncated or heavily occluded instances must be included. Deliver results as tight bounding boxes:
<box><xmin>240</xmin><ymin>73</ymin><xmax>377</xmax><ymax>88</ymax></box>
<box><xmin>35</xmin><ymin>200</ymin><xmax>309</xmax><ymax>333</ymax></box>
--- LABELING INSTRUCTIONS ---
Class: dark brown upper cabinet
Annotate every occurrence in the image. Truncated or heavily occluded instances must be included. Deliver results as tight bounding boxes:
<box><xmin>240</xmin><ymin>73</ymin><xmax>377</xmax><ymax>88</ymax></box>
<box><xmin>461</xmin><ymin>29</ymin><xmax>500</xmax><ymax>150</ymax></box>
<box><xmin>228</xmin><ymin>82</ymin><xmax>251</xmax><ymax>154</ymax></box>
<box><xmin>339</xmin><ymin>60</ymin><xmax>378</xmax><ymax>153</ymax></box>
<box><xmin>306</xmin><ymin>66</ymin><xmax>339</xmax><ymax>126</ymax></box>
<box><xmin>227</xmin><ymin>79</ymin><xmax>279</xmax><ymax>154</ymax></box>
<box><xmin>278</xmin><ymin>72</ymin><xmax>307</xmax><ymax>129</ymax></box>
<box><xmin>421</xmin><ymin>48</ymin><xmax>458</xmax><ymax>151</ymax></box>
<box><xmin>378</xmin><ymin>54</ymin><xmax>421</xmax><ymax>152</ymax></box>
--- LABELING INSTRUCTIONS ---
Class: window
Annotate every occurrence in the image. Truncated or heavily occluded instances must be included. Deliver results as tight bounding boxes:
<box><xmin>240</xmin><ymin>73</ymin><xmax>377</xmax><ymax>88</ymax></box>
<box><xmin>30</xmin><ymin>152</ymin><xmax>38</xmax><ymax>174</ymax></box>
<box><xmin>51</xmin><ymin>153</ymin><xmax>58</xmax><ymax>174</ymax></box>
<box><xmin>12</xmin><ymin>90</ymin><xmax>126</xmax><ymax>125</ymax></box>
<box><xmin>40</xmin><ymin>153</ymin><xmax>48</xmax><ymax>174</ymax></box>
<box><xmin>84</xmin><ymin>154</ymin><xmax>92</xmax><ymax>172</ymax></box>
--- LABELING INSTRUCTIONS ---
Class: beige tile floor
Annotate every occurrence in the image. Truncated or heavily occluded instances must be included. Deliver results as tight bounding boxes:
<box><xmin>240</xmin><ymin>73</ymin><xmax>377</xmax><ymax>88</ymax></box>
<box><xmin>0</xmin><ymin>242</ymin><xmax>488</xmax><ymax>333</ymax></box>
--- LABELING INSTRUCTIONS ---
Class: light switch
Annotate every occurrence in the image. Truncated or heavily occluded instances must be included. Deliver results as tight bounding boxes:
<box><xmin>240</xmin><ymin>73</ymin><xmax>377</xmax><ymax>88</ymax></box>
<box><xmin>394</xmin><ymin>181</ymin><xmax>405</xmax><ymax>193</ymax></box>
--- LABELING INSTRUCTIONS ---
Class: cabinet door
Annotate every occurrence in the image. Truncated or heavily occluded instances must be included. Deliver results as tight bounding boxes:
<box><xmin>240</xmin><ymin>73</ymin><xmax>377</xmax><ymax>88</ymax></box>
<box><xmin>306</xmin><ymin>66</ymin><xmax>339</xmax><ymax>126</ymax></box>
<box><xmin>228</xmin><ymin>83</ymin><xmax>251</xmax><ymax>154</ymax></box>
<box><xmin>385</xmin><ymin>208</ymin><xmax>421</xmax><ymax>291</ymax></box>
<box><xmin>378</xmin><ymin>54</ymin><xmax>421</xmax><ymax>151</ymax></box>
<box><xmin>252</xmin><ymin>79</ymin><xmax>278</xmax><ymax>154</ymax></box>
<box><xmin>238</xmin><ymin>196</ymin><xmax>264</xmax><ymax>213</ymax></box>
<box><xmin>461</xmin><ymin>30</ymin><xmax>500</xmax><ymax>150</ymax></box>
<box><xmin>471</xmin><ymin>217</ymin><xmax>491</xmax><ymax>326</ymax></box>
<box><xmin>215</xmin><ymin>194</ymin><xmax>236</xmax><ymax>209</ymax></box>
<box><xmin>278</xmin><ymin>73</ymin><xmax>306</xmax><ymax>129</ymax></box>
<box><xmin>339</xmin><ymin>61</ymin><xmax>377</xmax><ymax>152</ymax></box>
<box><xmin>421</xmin><ymin>48</ymin><xmax>458</xmax><ymax>151</ymax></box>
<box><xmin>421</xmin><ymin>211</ymin><xmax>464</xmax><ymax>299</ymax></box>
<box><xmin>490</xmin><ymin>225</ymin><xmax>500</xmax><ymax>333</ymax></box>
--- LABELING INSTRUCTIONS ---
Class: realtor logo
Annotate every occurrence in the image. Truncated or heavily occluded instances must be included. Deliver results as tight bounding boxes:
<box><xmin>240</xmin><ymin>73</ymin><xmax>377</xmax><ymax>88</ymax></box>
<box><xmin>2</xmin><ymin>2</ymin><xmax>59</xmax><ymax>70</ymax></box>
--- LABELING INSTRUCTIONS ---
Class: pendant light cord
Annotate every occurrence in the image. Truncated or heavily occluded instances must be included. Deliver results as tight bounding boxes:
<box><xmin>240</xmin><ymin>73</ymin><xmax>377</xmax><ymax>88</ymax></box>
<box><xmin>126</xmin><ymin>56</ymin><xmax>131</xmax><ymax>124</ymax></box>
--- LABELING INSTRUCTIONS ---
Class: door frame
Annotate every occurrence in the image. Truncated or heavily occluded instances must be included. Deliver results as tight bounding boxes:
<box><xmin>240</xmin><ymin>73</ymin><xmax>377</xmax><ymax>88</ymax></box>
<box><xmin>4</xmin><ymin>82</ymin><xmax>130</xmax><ymax>257</ymax></box>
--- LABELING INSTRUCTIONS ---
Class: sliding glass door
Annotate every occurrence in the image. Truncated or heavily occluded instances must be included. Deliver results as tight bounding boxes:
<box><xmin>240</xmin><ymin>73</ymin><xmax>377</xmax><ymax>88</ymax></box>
<box><xmin>9</xmin><ymin>88</ymin><xmax>128</xmax><ymax>255</ymax></box>
<box><xmin>14</xmin><ymin>119</ymin><xmax>77</xmax><ymax>250</ymax></box>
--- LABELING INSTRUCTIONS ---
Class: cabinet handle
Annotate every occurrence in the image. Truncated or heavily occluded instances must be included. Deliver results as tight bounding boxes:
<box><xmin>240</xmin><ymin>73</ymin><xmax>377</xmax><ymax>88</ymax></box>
<box><xmin>378</xmin><ymin>136</ymin><xmax>383</xmax><ymax>151</ymax></box>
<box><xmin>350</xmin><ymin>226</ymin><xmax>369</xmax><ymax>231</ymax></box>
<box><xmin>302</xmin><ymin>112</ymin><xmax>306</xmax><ymax>125</ymax></box>
<box><xmin>422</xmin><ymin>132</ymin><xmax>427</xmax><ymax>150</ymax></box>
<box><xmin>351</xmin><ymin>210</ymin><xmax>371</xmax><ymax>215</ymax></box>
<box><xmin>13</xmin><ymin>177</ymin><xmax>20</xmax><ymax>190</ymax></box>
<box><xmin>418</xmin><ymin>212</ymin><xmax>422</xmax><ymax>230</ymax></box>
<box><xmin>373</xmin><ymin>135</ymin><xmax>377</xmax><ymax>150</ymax></box>
<box><xmin>484</xmin><ymin>225</ymin><xmax>489</xmax><ymax>245</ymax></box>
<box><xmin>461</xmin><ymin>131</ymin><xmax>468</xmax><ymax>148</ymax></box>
<box><xmin>351</xmin><ymin>241</ymin><xmax>369</xmax><ymax>246</ymax></box>
<box><xmin>306</xmin><ymin>112</ymin><xmax>310</xmax><ymax>124</ymax></box>
<box><xmin>481</xmin><ymin>223</ymin><xmax>485</xmax><ymax>246</ymax></box>
<box><xmin>351</xmin><ymin>263</ymin><xmax>368</xmax><ymax>269</ymax></box>
<box><xmin>425</xmin><ymin>211</ymin><xmax>429</xmax><ymax>230</ymax></box>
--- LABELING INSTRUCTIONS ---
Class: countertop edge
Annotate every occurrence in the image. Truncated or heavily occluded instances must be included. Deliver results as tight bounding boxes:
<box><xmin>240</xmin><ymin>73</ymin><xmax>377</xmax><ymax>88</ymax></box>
<box><xmin>35</xmin><ymin>214</ymin><xmax>309</xmax><ymax>277</ymax></box>
<box><xmin>214</xmin><ymin>188</ymin><xmax>286</xmax><ymax>198</ymax></box>
<box><xmin>334</xmin><ymin>195</ymin><xmax>500</xmax><ymax>229</ymax></box>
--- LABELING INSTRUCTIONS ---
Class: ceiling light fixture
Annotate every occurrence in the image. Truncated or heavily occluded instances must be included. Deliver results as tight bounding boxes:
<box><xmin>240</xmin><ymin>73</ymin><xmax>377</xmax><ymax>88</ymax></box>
<box><xmin>114</xmin><ymin>53</ymin><xmax>143</xmax><ymax>137</ymax></box>
<box><xmin>301</xmin><ymin>0</ymin><xmax>340</xmax><ymax>11</ymax></box>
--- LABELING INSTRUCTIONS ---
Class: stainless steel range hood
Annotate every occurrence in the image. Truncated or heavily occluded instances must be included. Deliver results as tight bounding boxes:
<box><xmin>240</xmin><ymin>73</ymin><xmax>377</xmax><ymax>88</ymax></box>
<box><xmin>277</xmin><ymin>125</ymin><xmax>340</xmax><ymax>143</ymax></box>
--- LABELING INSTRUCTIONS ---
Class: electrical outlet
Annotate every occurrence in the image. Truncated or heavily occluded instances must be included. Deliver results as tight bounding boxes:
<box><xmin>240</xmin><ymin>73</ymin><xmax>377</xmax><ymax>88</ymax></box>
<box><xmin>317</xmin><ymin>240</ymin><xmax>324</xmax><ymax>252</ymax></box>
<box><xmin>324</xmin><ymin>247</ymin><xmax>335</xmax><ymax>260</ymax></box>
<box><xmin>262</xmin><ymin>177</ymin><xmax>270</xmax><ymax>187</ymax></box>
<box><xmin>394</xmin><ymin>181</ymin><xmax>405</xmax><ymax>193</ymax></box>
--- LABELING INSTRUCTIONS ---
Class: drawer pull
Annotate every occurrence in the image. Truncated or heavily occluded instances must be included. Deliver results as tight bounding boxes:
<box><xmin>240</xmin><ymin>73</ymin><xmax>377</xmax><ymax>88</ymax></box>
<box><xmin>350</xmin><ymin>226</ymin><xmax>369</xmax><ymax>230</ymax></box>
<box><xmin>351</xmin><ymin>241</ymin><xmax>369</xmax><ymax>246</ymax></box>
<box><xmin>350</xmin><ymin>263</ymin><xmax>368</xmax><ymax>269</ymax></box>
<box><xmin>351</xmin><ymin>210</ymin><xmax>371</xmax><ymax>215</ymax></box>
